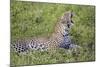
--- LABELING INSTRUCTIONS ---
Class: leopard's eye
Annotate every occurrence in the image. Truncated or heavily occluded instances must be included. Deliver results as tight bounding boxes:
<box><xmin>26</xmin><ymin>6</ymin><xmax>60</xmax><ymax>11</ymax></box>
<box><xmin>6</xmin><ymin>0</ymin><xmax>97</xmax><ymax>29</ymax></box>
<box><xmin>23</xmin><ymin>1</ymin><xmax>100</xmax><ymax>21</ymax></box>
<box><xmin>71</xmin><ymin>20</ymin><xmax>74</xmax><ymax>23</ymax></box>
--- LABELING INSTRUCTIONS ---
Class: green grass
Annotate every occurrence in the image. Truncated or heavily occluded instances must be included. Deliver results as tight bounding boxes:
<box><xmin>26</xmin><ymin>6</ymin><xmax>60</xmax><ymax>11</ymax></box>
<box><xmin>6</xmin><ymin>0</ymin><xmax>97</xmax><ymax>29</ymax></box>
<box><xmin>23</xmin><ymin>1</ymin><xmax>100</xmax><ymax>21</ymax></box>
<box><xmin>11</xmin><ymin>0</ymin><xmax>95</xmax><ymax>66</ymax></box>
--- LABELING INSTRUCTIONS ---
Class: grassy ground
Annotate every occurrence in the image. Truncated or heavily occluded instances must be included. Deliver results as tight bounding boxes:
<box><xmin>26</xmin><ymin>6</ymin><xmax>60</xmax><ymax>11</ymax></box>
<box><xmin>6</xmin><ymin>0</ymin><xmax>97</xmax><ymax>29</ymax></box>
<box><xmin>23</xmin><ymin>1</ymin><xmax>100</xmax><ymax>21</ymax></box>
<box><xmin>10</xmin><ymin>0</ymin><xmax>95</xmax><ymax>66</ymax></box>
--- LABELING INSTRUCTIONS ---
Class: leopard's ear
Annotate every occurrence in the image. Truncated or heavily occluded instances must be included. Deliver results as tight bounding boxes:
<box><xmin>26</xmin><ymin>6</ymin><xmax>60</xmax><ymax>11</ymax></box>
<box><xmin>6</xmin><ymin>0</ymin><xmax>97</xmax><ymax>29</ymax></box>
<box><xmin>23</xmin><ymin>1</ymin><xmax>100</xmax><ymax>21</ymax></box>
<box><xmin>70</xmin><ymin>12</ymin><xmax>75</xmax><ymax>18</ymax></box>
<box><xmin>71</xmin><ymin>12</ymin><xmax>73</xmax><ymax>18</ymax></box>
<box><xmin>70</xmin><ymin>11</ymin><xmax>75</xmax><ymax>24</ymax></box>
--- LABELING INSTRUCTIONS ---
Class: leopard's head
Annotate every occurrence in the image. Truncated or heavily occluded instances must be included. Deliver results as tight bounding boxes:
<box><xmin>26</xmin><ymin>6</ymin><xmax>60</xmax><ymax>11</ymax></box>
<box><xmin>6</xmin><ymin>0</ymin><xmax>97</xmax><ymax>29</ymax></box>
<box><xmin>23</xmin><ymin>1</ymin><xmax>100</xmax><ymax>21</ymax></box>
<box><xmin>61</xmin><ymin>11</ymin><xmax>75</xmax><ymax>35</ymax></box>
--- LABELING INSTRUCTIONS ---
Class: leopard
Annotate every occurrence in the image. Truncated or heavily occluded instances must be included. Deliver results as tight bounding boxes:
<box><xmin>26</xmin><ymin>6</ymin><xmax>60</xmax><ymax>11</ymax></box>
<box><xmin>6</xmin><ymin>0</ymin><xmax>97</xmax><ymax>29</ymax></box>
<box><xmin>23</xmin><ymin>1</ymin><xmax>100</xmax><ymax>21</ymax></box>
<box><xmin>11</xmin><ymin>11</ymin><xmax>78</xmax><ymax>54</ymax></box>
